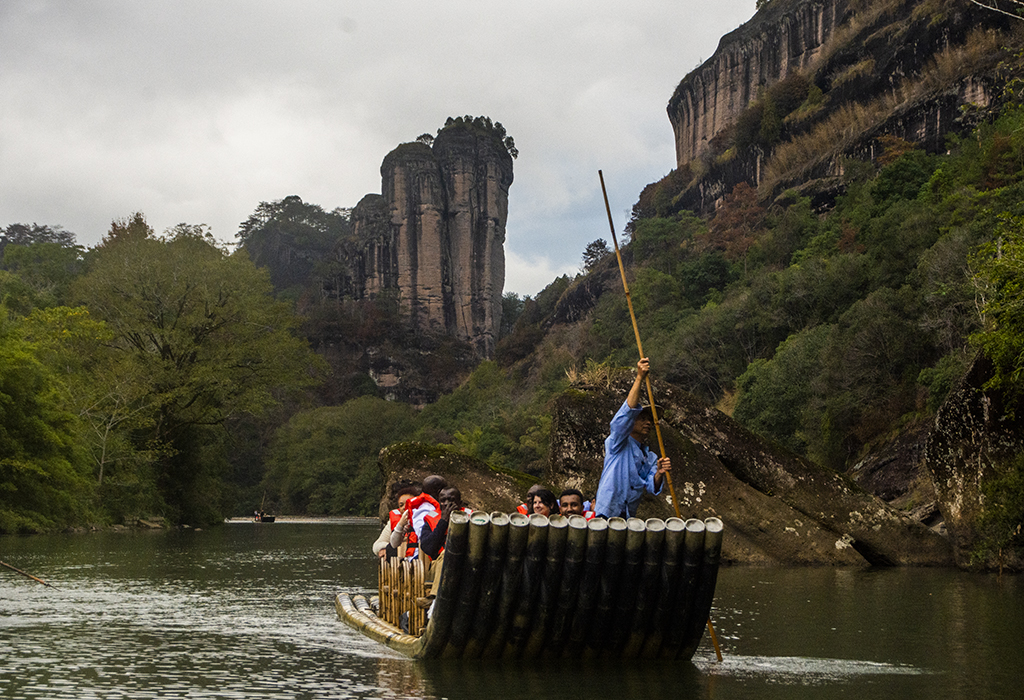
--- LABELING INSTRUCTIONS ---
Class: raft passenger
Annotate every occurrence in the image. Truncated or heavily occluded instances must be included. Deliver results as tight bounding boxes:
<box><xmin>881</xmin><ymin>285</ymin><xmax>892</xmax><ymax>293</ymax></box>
<box><xmin>516</xmin><ymin>484</ymin><xmax>543</xmax><ymax>515</ymax></box>
<box><xmin>532</xmin><ymin>488</ymin><xmax>559</xmax><ymax>517</ymax></box>
<box><xmin>559</xmin><ymin>488</ymin><xmax>595</xmax><ymax>520</ymax></box>
<box><xmin>375</xmin><ymin>480</ymin><xmax>422</xmax><ymax>559</ymax></box>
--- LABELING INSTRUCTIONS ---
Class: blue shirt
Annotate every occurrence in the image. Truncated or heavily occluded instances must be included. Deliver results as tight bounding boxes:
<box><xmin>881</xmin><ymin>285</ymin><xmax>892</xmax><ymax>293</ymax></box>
<box><xmin>594</xmin><ymin>400</ymin><xmax>662</xmax><ymax>518</ymax></box>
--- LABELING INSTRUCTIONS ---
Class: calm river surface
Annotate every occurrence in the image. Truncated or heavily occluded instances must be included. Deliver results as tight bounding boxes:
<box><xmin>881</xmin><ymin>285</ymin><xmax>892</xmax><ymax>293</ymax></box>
<box><xmin>1</xmin><ymin>520</ymin><xmax>1020</xmax><ymax>699</ymax></box>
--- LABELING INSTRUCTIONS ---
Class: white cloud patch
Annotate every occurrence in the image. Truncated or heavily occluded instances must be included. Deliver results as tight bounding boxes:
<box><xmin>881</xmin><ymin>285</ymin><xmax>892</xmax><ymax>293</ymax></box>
<box><xmin>0</xmin><ymin>0</ymin><xmax>757</xmax><ymax>289</ymax></box>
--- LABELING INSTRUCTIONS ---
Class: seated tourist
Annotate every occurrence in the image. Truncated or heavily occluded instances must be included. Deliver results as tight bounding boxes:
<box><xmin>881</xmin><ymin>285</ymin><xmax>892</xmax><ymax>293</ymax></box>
<box><xmin>558</xmin><ymin>488</ymin><xmax>596</xmax><ymax>520</ymax></box>
<box><xmin>418</xmin><ymin>486</ymin><xmax>464</xmax><ymax>560</ymax></box>
<box><xmin>402</xmin><ymin>474</ymin><xmax>447</xmax><ymax>559</ymax></box>
<box><xmin>373</xmin><ymin>480</ymin><xmax>422</xmax><ymax>558</ymax></box>
<box><xmin>516</xmin><ymin>484</ymin><xmax>543</xmax><ymax>515</ymax></box>
<box><xmin>418</xmin><ymin>486</ymin><xmax>465</xmax><ymax>609</ymax></box>
<box><xmin>378</xmin><ymin>481</ymin><xmax>423</xmax><ymax>559</ymax></box>
<box><xmin>532</xmin><ymin>488</ymin><xmax>559</xmax><ymax>517</ymax></box>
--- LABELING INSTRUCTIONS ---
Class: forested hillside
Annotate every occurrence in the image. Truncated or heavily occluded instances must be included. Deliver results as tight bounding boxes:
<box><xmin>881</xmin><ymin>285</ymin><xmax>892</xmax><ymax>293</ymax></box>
<box><xmin>4</xmin><ymin>11</ymin><xmax>1024</xmax><ymax>569</ymax></box>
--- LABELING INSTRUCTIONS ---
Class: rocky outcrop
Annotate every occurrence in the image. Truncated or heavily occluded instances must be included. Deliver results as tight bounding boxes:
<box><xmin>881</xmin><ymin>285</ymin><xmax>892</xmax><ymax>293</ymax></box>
<box><xmin>924</xmin><ymin>353</ymin><xmax>1024</xmax><ymax>571</ymax></box>
<box><xmin>376</xmin><ymin>442</ymin><xmax>532</xmax><ymax>521</ymax></box>
<box><xmin>547</xmin><ymin>369</ymin><xmax>954</xmax><ymax>567</ymax></box>
<box><xmin>666</xmin><ymin>0</ymin><xmax>1012</xmax><ymax>213</ymax></box>
<box><xmin>669</xmin><ymin>0</ymin><xmax>849</xmax><ymax>166</ymax></box>
<box><xmin>344</xmin><ymin>124</ymin><xmax>513</xmax><ymax>357</ymax></box>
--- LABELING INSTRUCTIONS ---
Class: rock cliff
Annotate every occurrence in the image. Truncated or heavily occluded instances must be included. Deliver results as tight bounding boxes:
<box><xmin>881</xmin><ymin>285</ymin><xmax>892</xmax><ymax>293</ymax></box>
<box><xmin>666</xmin><ymin>0</ymin><xmax>1014</xmax><ymax>213</ymax></box>
<box><xmin>924</xmin><ymin>353</ymin><xmax>1024</xmax><ymax>571</ymax></box>
<box><xmin>669</xmin><ymin>0</ymin><xmax>849</xmax><ymax>167</ymax></box>
<box><xmin>344</xmin><ymin>123</ymin><xmax>513</xmax><ymax>357</ymax></box>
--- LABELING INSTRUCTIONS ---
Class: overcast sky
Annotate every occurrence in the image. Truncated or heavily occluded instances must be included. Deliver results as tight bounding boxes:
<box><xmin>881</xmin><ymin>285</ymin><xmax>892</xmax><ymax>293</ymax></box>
<box><xmin>1</xmin><ymin>0</ymin><xmax>756</xmax><ymax>297</ymax></box>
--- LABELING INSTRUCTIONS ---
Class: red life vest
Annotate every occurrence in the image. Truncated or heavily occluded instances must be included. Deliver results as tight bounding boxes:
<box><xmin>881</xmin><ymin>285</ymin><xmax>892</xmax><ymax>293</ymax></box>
<box><xmin>405</xmin><ymin>493</ymin><xmax>441</xmax><ymax>521</ymax></box>
<box><xmin>516</xmin><ymin>503</ymin><xmax>530</xmax><ymax>515</ymax></box>
<box><xmin>405</xmin><ymin>494</ymin><xmax>441</xmax><ymax>558</ymax></box>
<box><xmin>388</xmin><ymin>508</ymin><xmax>418</xmax><ymax>558</ymax></box>
<box><xmin>584</xmin><ymin>511</ymin><xmax>596</xmax><ymax>521</ymax></box>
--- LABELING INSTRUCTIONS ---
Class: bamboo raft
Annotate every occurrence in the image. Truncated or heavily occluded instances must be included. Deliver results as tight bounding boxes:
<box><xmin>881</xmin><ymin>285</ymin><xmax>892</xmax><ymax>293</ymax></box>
<box><xmin>336</xmin><ymin>510</ymin><xmax>724</xmax><ymax>660</ymax></box>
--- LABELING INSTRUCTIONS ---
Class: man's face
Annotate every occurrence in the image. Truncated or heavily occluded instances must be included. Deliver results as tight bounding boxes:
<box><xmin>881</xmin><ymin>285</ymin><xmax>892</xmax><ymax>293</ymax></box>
<box><xmin>439</xmin><ymin>488</ymin><xmax>462</xmax><ymax>510</ymax></box>
<box><xmin>559</xmin><ymin>494</ymin><xmax>583</xmax><ymax>516</ymax></box>
<box><xmin>632</xmin><ymin>414</ymin><xmax>654</xmax><ymax>439</ymax></box>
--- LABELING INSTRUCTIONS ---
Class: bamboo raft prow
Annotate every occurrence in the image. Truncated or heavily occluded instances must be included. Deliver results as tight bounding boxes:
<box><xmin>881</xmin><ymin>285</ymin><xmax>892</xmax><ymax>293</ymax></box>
<box><xmin>336</xmin><ymin>510</ymin><xmax>725</xmax><ymax>660</ymax></box>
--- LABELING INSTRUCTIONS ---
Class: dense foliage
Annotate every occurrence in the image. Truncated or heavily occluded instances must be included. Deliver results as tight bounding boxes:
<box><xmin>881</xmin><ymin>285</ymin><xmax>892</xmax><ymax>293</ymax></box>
<box><xmin>6</xmin><ymin>104</ymin><xmax>1024</xmax><ymax>551</ymax></box>
<box><xmin>0</xmin><ymin>216</ymin><xmax>322</xmax><ymax>530</ymax></box>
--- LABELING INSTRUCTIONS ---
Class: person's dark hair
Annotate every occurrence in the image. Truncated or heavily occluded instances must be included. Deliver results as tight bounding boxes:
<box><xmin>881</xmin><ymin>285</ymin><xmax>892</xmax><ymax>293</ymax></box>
<box><xmin>525</xmin><ymin>483</ymin><xmax>542</xmax><ymax>502</ymax></box>
<box><xmin>559</xmin><ymin>488</ymin><xmax>584</xmax><ymax>501</ymax></box>
<box><xmin>422</xmin><ymin>475</ymin><xmax>448</xmax><ymax>499</ymax></box>
<box><xmin>533</xmin><ymin>488</ymin><xmax>559</xmax><ymax>514</ymax></box>
<box><xmin>389</xmin><ymin>479</ymin><xmax>422</xmax><ymax>506</ymax></box>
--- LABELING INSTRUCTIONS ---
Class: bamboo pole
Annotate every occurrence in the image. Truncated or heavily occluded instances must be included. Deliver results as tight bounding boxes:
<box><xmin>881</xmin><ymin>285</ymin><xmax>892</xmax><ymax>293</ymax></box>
<box><xmin>599</xmin><ymin>170</ymin><xmax>723</xmax><ymax>662</ymax></box>
<box><xmin>0</xmin><ymin>560</ymin><xmax>58</xmax><ymax>589</ymax></box>
<box><xmin>598</xmin><ymin>169</ymin><xmax>681</xmax><ymax>520</ymax></box>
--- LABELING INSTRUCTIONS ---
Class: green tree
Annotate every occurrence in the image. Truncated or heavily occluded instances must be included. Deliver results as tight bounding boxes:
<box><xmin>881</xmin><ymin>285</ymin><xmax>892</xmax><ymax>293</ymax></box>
<box><xmin>262</xmin><ymin>397</ymin><xmax>418</xmax><ymax>515</ymax></box>
<box><xmin>970</xmin><ymin>214</ymin><xmax>1024</xmax><ymax>413</ymax></box>
<box><xmin>581</xmin><ymin>239</ymin><xmax>612</xmax><ymax>272</ymax></box>
<box><xmin>20</xmin><ymin>306</ymin><xmax>163</xmax><ymax>522</ymax></box>
<box><xmin>0</xmin><ymin>313</ymin><xmax>92</xmax><ymax>533</ymax></box>
<box><xmin>72</xmin><ymin>217</ymin><xmax>322</xmax><ymax>525</ymax></box>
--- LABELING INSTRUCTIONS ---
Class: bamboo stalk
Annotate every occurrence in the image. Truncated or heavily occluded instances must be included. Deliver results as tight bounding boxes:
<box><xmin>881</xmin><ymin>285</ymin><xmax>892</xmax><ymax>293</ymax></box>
<box><xmin>0</xmin><ymin>560</ymin><xmax>58</xmax><ymax>589</ymax></box>
<box><xmin>480</xmin><ymin>512</ymin><xmax>531</xmax><ymax>659</ymax></box>
<box><xmin>599</xmin><ymin>169</ymin><xmax>681</xmax><ymax>520</ymax></box>
<box><xmin>522</xmin><ymin>514</ymin><xmax>569</xmax><ymax>658</ymax></box>
<box><xmin>564</xmin><ymin>516</ymin><xmax>609</xmax><ymax>657</ymax></box>
<box><xmin>463</xmin><ymin>512</ymin><xmax>510</xmax><ymax>658</ymax></box>
<box><xmin>444</xmin><ymin>511</ymin><xmax>492</xmax><ymax>657</ymax></box>
<box><xmin>503</xmin><ymin>514</ymin><xmax>551</xmax><ymax>658</ymax></box>
<box><xmin>661</xmin><ymin>518</ymin><xmax>706</xmax><ymax>659</ymax></box>
<box><xmin>622</xmin><ymin>518</ymin><xmax>667</xmax><ymax>657</ymax></box>
<box><xmin>586</xmin><ymin>516</ymin><xmax>628</xmax><ymax>657</ymax></box>
<box><xmin>641</xmin><ymin>517</ymin><xmax>686</xmax><ymax>656</ymax></box>
<box><xmin>545</xmin><ymin>514</ymin><xmax>590</xmax><ymax>653</ymax></box>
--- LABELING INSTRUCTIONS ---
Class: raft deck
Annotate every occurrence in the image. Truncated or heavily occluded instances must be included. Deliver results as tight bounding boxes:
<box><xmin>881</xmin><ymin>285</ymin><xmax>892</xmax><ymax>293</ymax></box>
<box><xmin>336</xmin><ymin>511</ymin><xmax>724</xmax><ymax>660</ymax></box>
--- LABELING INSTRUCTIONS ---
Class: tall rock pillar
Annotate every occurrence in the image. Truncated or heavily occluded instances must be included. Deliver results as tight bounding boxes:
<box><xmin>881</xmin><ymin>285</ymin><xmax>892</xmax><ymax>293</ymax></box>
<box><xmin>374</xmin><ymin>126</ymin><xmax>513</xmax><ymax>356</ymax></box>
<box><xmin>434</xmin><ymin>125</ymin><xmax>513</xmax><ymax>356</ymax></box>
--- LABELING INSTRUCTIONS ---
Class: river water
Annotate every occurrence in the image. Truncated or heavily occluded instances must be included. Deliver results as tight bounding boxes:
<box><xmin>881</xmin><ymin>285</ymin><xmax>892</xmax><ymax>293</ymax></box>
<box><xmin>1</xmin><ymin>520</ymin><xmax>1020</xmax><ymax>699</ymax></box>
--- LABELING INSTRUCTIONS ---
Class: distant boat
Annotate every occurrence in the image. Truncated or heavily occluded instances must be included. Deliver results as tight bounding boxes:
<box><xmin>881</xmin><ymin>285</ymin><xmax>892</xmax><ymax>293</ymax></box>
<box><xmin>336</xmin><ymin>511</ymin><xmax>723</xmax><ymax>660</ymax></box>
<box><xmin>254</xmin><ymin>512</ymin><xmax>275</xmax><ymax>523</ymax></box>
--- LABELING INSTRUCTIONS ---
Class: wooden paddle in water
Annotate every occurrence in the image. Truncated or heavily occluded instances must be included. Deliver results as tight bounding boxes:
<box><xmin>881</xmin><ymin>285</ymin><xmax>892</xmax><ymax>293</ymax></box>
<box><xmin>1</xmin><ymin>560</ymin><xmax>59</xmax><ymax>589</ymax></box>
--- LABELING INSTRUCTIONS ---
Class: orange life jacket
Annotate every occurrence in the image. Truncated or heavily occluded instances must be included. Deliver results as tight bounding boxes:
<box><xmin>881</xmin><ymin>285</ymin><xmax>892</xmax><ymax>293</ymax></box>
<box><xmin>516</xmin><ymin>503</ymin><xmax>530</xmax><ymax>515</ymax></box>
<box><xmin>388</xmin><ymin>508</ymin><xmax>418</xmax><ymax>558</ymax></box>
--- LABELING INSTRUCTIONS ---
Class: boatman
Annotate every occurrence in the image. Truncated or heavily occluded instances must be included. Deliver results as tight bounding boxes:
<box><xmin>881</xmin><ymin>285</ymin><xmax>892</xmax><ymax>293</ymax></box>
<box><xmin>593</xmin><ymin>358</ymin><xmax>671</xmax><ymax>519</ymax></box>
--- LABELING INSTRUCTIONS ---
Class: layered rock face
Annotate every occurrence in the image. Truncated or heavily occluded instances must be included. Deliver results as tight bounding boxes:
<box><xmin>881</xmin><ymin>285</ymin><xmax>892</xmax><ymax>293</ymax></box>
<box><xmin>924</xmin><ymin>354</ymin><xmax>1024</xmax><ymax>571</ymax></box>
<box><xmin>347</xmin><ymin>126</ymin><xmax>513</xmax><ymax>357</ymax></box>
<box><xmin>547</xmin><ymin>371</ymin><xmax>953</xmax><ymax>567</ymax></box>
<box><xmin>666</xmin><ymin>0</ymin><xmax>1008</xmax><ymax>212</ymax></box>
<box><xmin>669</xmin><ymin>0</ymin><xmax>849</xmax><ymax>166</ymax></box>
